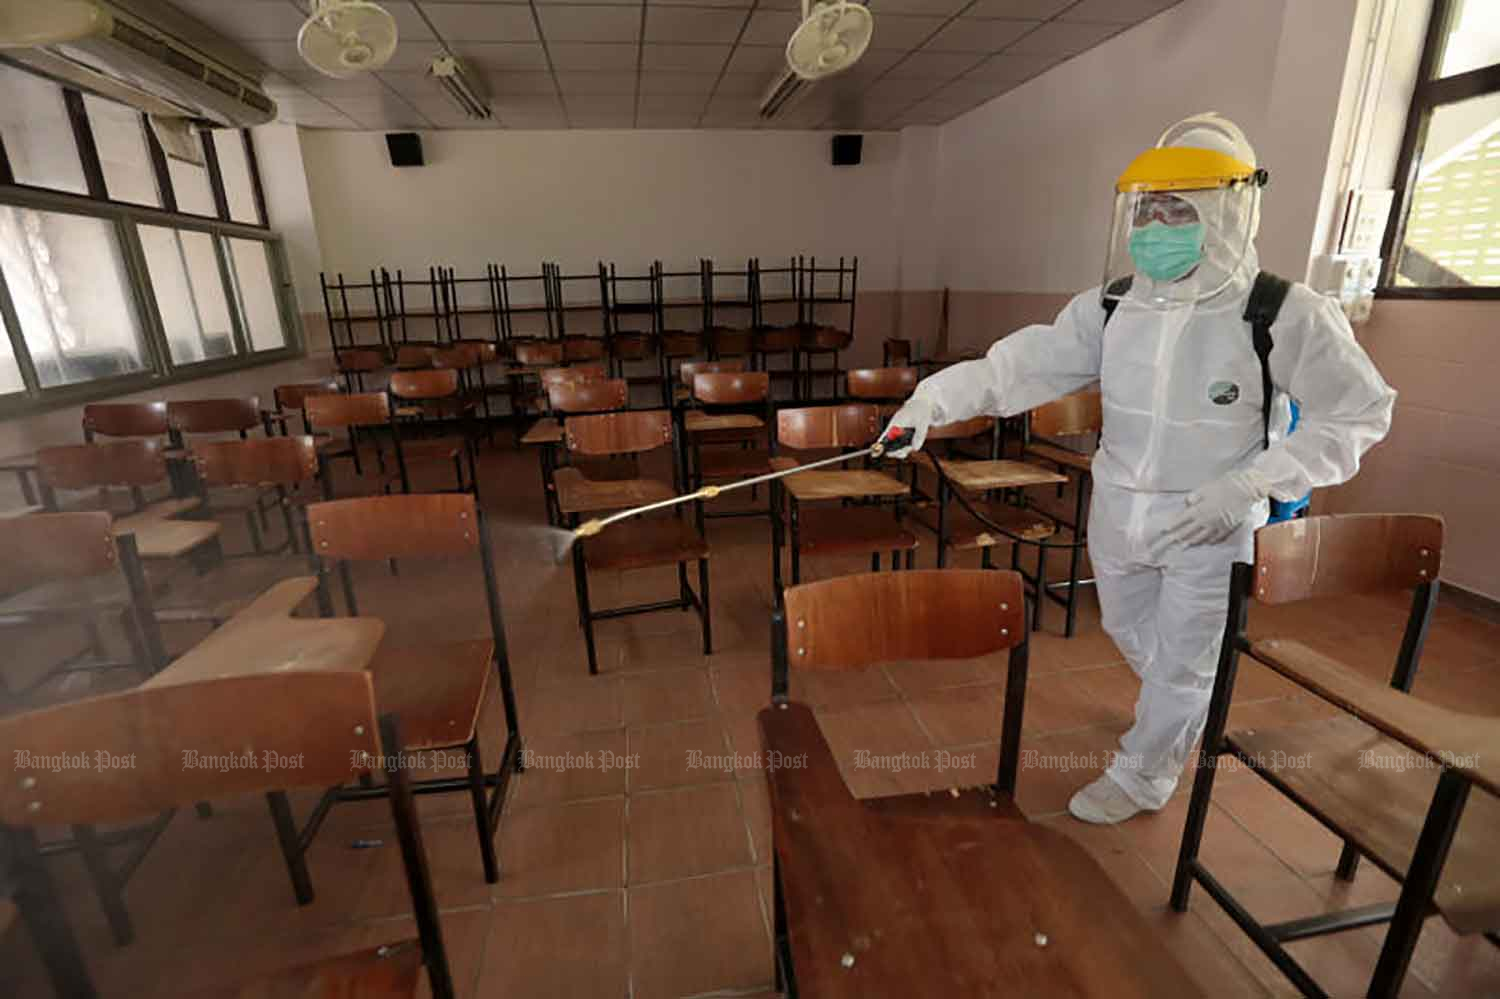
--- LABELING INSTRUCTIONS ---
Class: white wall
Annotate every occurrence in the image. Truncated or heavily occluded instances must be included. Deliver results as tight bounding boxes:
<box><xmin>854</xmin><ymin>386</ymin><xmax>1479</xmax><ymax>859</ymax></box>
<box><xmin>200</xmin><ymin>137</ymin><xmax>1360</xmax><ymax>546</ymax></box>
<box><xmin>251</xmin><ymin>122</ymin><xmax>326</xmax><ymax>323</ymax></box>
<box><xmin>297</xmin><ymin>128</ymin><xmax>907</xmax><ymax>294</ymax></box>
<box><xmin>933</xmin><ymin>0</ymin><xmax>1362</xmax><ymax>293</ymax></box>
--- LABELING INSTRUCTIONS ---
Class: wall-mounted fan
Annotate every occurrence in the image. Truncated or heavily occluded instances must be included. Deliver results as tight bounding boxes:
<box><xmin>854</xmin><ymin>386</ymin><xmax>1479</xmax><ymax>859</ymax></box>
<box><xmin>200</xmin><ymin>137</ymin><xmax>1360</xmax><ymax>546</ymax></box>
<box><xmin>785</xmin><ymin>0</ymin><xmax>874</xmax><ymax>81</ymax></box>
<box><xmin>298</xmin><ymin>0</ymin><xmax>399</xmax><ymax>79</ymax></box>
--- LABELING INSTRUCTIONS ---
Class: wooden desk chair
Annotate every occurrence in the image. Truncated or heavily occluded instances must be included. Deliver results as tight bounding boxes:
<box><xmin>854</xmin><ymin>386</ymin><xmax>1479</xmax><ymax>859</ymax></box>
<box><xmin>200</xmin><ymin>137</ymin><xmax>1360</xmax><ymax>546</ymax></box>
<box><xmin>707</xmin><ymin>325</ymin><xmax>754</xmax><ymax>362</ymax></box>
<box><xmin>563</xmin><ymin>333</ymin><xmax>606</xmax><ymax>364</ymax></box>
<box><xmin>1019</xmin><ymin>388</ymin><xmax>1101</xmax><ymax>636</ymax></box>
<box><xmin>168</xmin><ymin>397</ymin><xmax>279</xmax><ymax>525</ymax></box>
<box><xmin>1</xmin><ymin>670</ymin><xmax>459</xmax><ymax>998</ymax></box>
<box><xmin>0</xmin><ymin>511</ymin><xmax>165</xmax><ymax>700</ymax></box>
<box><xmin>797</xmin><ymin>324</ymin><xmax>852</xmax><ymax>400</ymax></box>
<box><xmin>770</xmin><ymin>405</ymin><xmax>915</xmax><ymax>591</ymax></box>
<box><xmin>1171</xmin><ymin>514</ymin><xmax>1497</xmax><ymax>999</ymax></box>
<box><xmin>675</xmin><ymin>358</ymin><xmax>743</xmax><ymax>409</ymax></box>
<box><xmin>394</xmin><ymin>343</ymin><xmax>438</xmax><ymax>370</ymax></box>
<box><xmin>81</xmin><ymin>401</ymin><xmax>169</xmax><ymax>444</ymax></box>
<box><xmin>387</xmin><ymin>370</ymin><xmax>480</xmax><ymax>497</ymax></box>
<box><xmin>542</xmin><ymin>378</ymin><xmax>636</xmax><ymax>524</ymax></box>
<box><xmin>687</xmin><ymin>371</ymin><xmax>774</xmax><ymax>530</ymax></box>
<box><xmin>334</xmin><ymin>345</ymin><xmax>387</xmax><ymax>393</ymax></box>
<box><xmin>438</xmin><ymin>341</ymin><xmax>503</xmax><ymax>440</ymax></box>
<box><xmin>656</xmin><ymin>329</ymin><xmax>704</xmax><ymax>407</ymax></box>
<box><xmin>263</xmin><ymin>493</ymin><xmax>523</xmax><ymax>911</ymax></box>
<box><xmin>845</xmin><ymin>366</ymin><xmax>917</xmax><ymax>417</ymax></box>
<box><xmin>304</xmin><ymin>390</ymin><xmax>389</xmax><ymax>484</ymax></box>
<box><xmin>36</xmin><ymin>439</ymin><xmax>194</xmax><ymax>520</ymax></box>
<box><xmin>753</xmin><ymin>325</ymin><xmax>801</xmax><ymax>401</ymax></box>
<box><xmin>760</xmin><ymin>570</ymin><xmax>1200</xmax><ymax>997</ymax></box>
<box><xmin>607</xmin><ymin>328</ymin><xmax>655</xmax><ymax>380</ymax></box>
<box><xmin>510</xmin><ymin>341</ymin><xmax>567</xmax><ymax>425</ymax></box>
<box><xmin>558</xmin><ymin>410</ymin><xmax>710</xmax><ymax>675</ymax></box>
<box><xmin>882</xmin><ymin>337</ymin><xmax>912</xmax><ymax>367</ymax></box>
<box><xmin>269</xmin><ymin>378</ymin><xmax>342</xmax><ymax>438</ymax></box>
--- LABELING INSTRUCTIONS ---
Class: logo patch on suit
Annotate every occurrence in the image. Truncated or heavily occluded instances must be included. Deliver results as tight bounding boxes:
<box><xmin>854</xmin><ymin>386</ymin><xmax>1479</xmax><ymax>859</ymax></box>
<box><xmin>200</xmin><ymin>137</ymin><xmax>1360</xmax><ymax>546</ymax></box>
<box><xmin>1209</xmin><ymin>381</ymin><xmax>1240</xmax><ymax>405</ymax></box>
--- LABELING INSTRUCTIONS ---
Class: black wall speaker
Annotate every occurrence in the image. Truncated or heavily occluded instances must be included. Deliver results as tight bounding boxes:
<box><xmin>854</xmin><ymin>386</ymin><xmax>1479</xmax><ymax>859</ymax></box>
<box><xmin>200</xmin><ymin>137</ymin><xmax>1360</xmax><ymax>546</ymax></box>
<box><xmin>831</xmin><ymin>133</ymin><xmax>863</xmax><ymax>166</ymax></box>
<box><xmin>386</xmin><ymin>132</ymin><xmax>424</xmax><ymax>167</ymax></box>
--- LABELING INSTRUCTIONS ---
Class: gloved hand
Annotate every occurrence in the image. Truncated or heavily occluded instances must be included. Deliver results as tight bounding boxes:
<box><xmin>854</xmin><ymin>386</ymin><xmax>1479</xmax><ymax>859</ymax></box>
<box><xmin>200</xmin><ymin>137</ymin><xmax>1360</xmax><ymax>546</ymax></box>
<box><xmin>879</xmin><ymin>396</ymin><xmax>936</xmax><ymax>459</ymax></box>
<box><xmin>1162</xmin><ymin>469</ymin><xmax>1269</xmax><ymax>547</ymax></box>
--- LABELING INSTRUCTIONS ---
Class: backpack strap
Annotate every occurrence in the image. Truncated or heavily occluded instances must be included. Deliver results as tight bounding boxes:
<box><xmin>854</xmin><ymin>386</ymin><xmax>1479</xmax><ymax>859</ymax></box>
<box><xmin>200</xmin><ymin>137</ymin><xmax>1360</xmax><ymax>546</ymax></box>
<box><xmin>1242</xmin><ymin>271</ymin><xmax>1292</xmax><ymax>450</ymax></box>
<box><xmin>1101</xmin><ymin>276</ymin><xmax>1133</xmax><ymax>325</ymax></box>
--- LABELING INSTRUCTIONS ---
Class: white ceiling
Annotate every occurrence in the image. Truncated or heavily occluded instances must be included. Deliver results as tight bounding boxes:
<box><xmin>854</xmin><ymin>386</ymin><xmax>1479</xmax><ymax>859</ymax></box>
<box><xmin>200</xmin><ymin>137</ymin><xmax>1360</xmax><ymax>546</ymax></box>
<box><xmin>164</xmin><ymin>0</ymin><xmax>1182</xmax><ymax>130</ymax></box>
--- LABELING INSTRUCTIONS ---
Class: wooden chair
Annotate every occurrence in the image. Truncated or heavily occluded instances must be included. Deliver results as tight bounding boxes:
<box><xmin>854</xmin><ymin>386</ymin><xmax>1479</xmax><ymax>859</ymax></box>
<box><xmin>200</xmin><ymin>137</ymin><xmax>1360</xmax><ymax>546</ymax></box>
<box><xmin>334</xmin><ymin>345</ymin><xmax>387</xmax><ymax>393</ymax></box>
<box><xmin>761</xmin><ymin>569</ymin><xmax>1199</xmax><ymax>997</ymax></box>
<box><xmin>687</xmin><ymin>371</ymin><xmax>775</xmax><ymax>529</ymax></box>
<box><xmin>388</xmin><ymin>370</ymin><xmax>480</xmax><ymax>497</ymax></box>
<box><xmin>0</xmin><ymin>511</ymin><xmax>165</xmax><ymax>700</ymax></box>
<box><xmin>436</xmin><ymin>341</ymin><xmax>502</xmax><ymax>438</ymax></box>
<box><xmin>882</xmin><ymin>338</ymin><xmax>912</xmax><ymax>367</ymax></box>
<box><xmin>269</xmin><ymin>378</ymin><xmax>342</xmax><ymax>437</ymax></box>
<box><xmin>1</xmin><ymin>670</ymin><xmax>459</xmax><ymax>998</ymax></box>
<box><xmin>753</xmin><ymin>325</ymin><xmax>801</xmax><ymax>401</ymax></box>
<box><xmin>1019</xmin><ymin>388</ymin><xmax>1101</xmax><ymax>636</ymax></box>
<box><xmin>510</xmin><ymin>341</ymin><xmax>567</xmax><ymax>425</ymax></box>
<box><xmin>1170</xmin><ymin>514</ymin><xmax>1497</xmax><ymax>999</ymax></box>
<box><xmin>558</xmin><ymin>410</ymin><xmax>710</xmax><ymax>675</ymax></box>
<box><xmin>845</xmin><ymin>366</ymin><xmax>918</xmax><ymax>417</ymax></box>
<box><xmin>796</xmin><ymin>323</ymin><xmax>852</xmax><ymax>400</ymax></box>
<box><xmin>166</xmin><ymin>397</ymin><xmax>266</xmax><ymax>441</ymax></box>
<box><xmin>657</xmin><ymin>330</ymin><xmax>705</xmax><ymax>408</ymax></box>
<box><xmin>770</xmin><ymin>405</ymin><xmax>915</xmax><ymax>592</ymax></box>
<box><xmin>707</xmin><ymin>325</ymin><xmax>754</xmax><ymax>362</ymax></box>
<box><xmin>35</xmin><ymin>442</ymin><xmax>222</xmax><ymax>567</ymax></box>
<box><xmin>304</xmin><ymin>390</ymin><xmax>389</xmax><ymax>483</ymax></box>
<box><xmin>394</xmin><ymin>343</ymin><xmax>438</xmax><ymax>370</ymax></box>
<box><xmin>264</xmin><ymin>493</ymin><xmax>522</xmax><ymax>909</ymax></box>
<box><xmin>81</xmin><ymin>401</ymin><xmax>169</xmax><ymax>443</ymax></box>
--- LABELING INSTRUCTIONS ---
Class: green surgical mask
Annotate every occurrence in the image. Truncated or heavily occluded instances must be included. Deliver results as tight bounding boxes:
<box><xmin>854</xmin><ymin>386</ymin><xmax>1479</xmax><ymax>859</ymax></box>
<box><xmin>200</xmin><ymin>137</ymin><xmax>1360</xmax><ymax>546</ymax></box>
<box><xmin>1128</xmin><ymin>221</ymin><xmax>1205</xmax><ymax>283</ymax></box>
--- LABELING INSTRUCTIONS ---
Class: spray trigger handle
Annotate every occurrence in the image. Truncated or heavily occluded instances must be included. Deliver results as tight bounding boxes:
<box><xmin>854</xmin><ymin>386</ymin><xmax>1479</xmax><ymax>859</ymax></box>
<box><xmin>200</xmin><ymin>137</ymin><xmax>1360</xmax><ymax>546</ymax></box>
<box><xmin>873</xmin><ymin>425</ymin><xmax>915</xmax><ymax>458</ymax></box>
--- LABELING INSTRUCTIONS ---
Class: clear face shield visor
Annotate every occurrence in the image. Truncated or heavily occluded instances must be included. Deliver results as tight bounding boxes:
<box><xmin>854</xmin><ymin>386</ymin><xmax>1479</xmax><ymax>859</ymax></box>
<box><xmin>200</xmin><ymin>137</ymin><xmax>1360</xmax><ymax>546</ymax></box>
<box><xmin>1101</xmin><ymin>150</ymin><xmax>1266</xmax><ymax>310</ymax></box>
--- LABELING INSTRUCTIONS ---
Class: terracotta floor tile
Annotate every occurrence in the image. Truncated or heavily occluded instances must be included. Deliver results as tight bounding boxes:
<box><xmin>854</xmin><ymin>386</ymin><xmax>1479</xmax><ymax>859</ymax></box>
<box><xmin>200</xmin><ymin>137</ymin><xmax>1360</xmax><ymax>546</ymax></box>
<box><xmin>512</xmin><ymin>728</ymin><xmax>630</xmax><ymax>807</ymax></box>
<box><xmin>620</xmin><ymin>667</ymin><xmax>715</xmax><ymax>725</ymax></box>
<box><xmin>354</xmin><ymin>814</ymin><xmax>496</xmax><ymax>918</ymax></box>
<box><xmin>710</xmin><ymin>663</ymin><xmax>773</xmax><ymax>715</ymax></box>
<box><xmin>627</xmin><ymin>717</ymin><xmax>737</xmax><ymax>790</ymax></box>
<box><xmin>494</xmin><ymin>797</ymin><xmax>624</xmax><ymax>898</ymax></box>
<box><xmin>628</xmin><ymin>783</ymin><xmax>755</xmax><ymax>884</ymax></box>
<box><xmin>738</xmin><ymin>777</ymin><xmax>773</xmax><ymax>865</ymax></box>
<box><xmin>518</xmin><ymin>675</ymin><xmax>623</xmax><ymax>736</ymax></box>
<box><xmin>478</xmin><ymin>893</ymin><xmax>627</xmax><ymax>999</ymax></box>
<box><xmin>628</xmin><ymin>870</ymin><xmax>772</xmax><ymax>999</ymax></box>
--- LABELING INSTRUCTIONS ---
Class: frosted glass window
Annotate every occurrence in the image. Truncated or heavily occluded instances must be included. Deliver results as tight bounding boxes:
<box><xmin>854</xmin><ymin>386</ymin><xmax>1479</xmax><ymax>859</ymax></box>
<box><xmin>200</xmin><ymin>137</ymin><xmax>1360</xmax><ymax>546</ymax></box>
<box><xmin>83</xmin><ymin>94</ymin><xmax>159</xmax><ymax>206</ymax></box>
<box><xmin>166</xmin><ymin>130</ymin><xmax>216</xmax><ymax>216</ymax></box>
<box><xmin>0</xmin><ymin>64</ymin><xmax>87</xmax><ymax>193</ymax></box>
<box><xmin>140</xmin><ymin>226</ymin><xmax>238</xmax><ymax>364</ymax></box>
<box><xmin>211</xmin><ymin>130</ymin><xmax>260</xmax><ymax>224</ymax></box>
<box><xmin>228</xmin><ymin>239</ymin><xmax>287</xmax><ymax>351</ymax></box>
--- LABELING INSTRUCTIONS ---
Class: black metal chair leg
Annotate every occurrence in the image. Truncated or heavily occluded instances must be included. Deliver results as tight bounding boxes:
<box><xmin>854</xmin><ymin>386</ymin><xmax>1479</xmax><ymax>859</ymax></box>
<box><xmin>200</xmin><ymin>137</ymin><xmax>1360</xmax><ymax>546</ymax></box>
<box><xmin>72</xmin><ymin>824</ymin><xmax>133</xmax><ymax>946</ymax></box>
<box><xmin>575</xmin><ymin>543</ymin><xmax>599</xmax><ymax>676</ymax></box>
<box><xmin>245</xmin><ymin>508</ymin><xmax>265</xmax><ymax>554</ymax></box>
<box><xmin>266</xmin><ymin>790</ymin><xmax>315</xmax><ymax>905</ymax></box>
<box><xmin>466</xmin><ymin>736</ymin><xmax>499</xmax><ymax>883</ymax></box>
<box><xmin>871</xmin><ymin>553</ymin><xmax>880</xmax><ymax>571</ymax></box>
<box><xmin>1335</xmin><ymin>842</ymin><xmax>1361</xmax><ymax>881</ymax></box>
<box><xmin>10</xmin><ymin>828</ymin><xmax>98</xmax><ymax>999</ymax></box>
<box><xmin>698</xmin><ymin>557</ymin><xmax>712</xmax><ymax>654</ymax></box>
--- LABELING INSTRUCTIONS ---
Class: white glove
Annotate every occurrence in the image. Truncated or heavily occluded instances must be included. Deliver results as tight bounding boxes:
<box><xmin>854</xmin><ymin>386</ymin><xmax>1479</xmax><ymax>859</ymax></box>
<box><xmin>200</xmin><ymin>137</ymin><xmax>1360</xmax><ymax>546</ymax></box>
<box><xmin>1162</xmin><ymin>469</ymin><xmax>1269</xmax><ymax>548</ymax></box>
<box><xmin>880</xmin><ymin>396</ymin><xmax>935</xmax><ymax>459</ymax></box>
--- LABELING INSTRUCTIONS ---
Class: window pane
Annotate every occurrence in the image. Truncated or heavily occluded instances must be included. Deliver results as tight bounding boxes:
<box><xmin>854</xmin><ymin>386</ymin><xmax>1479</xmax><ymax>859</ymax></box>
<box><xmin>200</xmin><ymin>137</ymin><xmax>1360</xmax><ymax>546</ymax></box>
<box><xmin>0</xmin><ymin>208</ymin><xmax>147</xmax><ymax>387</ymax></box>
<box><xmin>0</xmin><ymin>319</ymin><xmax>23</xmax><ymax>394</ymax></box>
<box><xmin>139</xmin><ymin>226</ymin><xmax>238</xmax><ymax>364</ymax></box>
<box><xmin>1436</xmin><ymin>0</ymin><xmax>1500</xmax><ymax>79</ymax></box>
<box><xmin>0</xmin><ymin>64</ymin><xmax>87</xmax><ymax>194</ymax></box>
<box><xmin>227</xmin><ymin>239</ymin><xmax>287</xmax><ymax>351</ymax></box>
<box><xmin>211</xmin><ymin>131</ymin><xmax>259</xmax><ymax>224</ymax></box>
<box><xmin>83</xmin><ymin>94</ymin><xmax>160</xmax><ymax>207</ymax></box>
<box><xmin>1396</xmin><ymin>92</ymin><xmax>1500</xmax><ymax>288</ymax></box>
<box><xmin>166</xmin><ymin>131</ymin><xmax>216</xmax><ymax>216</ymax></box>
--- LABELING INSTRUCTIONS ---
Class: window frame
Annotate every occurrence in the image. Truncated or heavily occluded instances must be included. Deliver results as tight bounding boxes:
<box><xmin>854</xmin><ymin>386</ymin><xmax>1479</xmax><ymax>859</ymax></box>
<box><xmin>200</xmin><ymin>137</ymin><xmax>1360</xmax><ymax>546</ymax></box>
<box><xmin>1378</xmin><ymin>0</ymin><xmax>1500</xmax><ymax>300</ymax></box>
<box><xmin>0</xmin><ymin>65</ymin><xmax>302</xmax><ymax>417</ymax></box>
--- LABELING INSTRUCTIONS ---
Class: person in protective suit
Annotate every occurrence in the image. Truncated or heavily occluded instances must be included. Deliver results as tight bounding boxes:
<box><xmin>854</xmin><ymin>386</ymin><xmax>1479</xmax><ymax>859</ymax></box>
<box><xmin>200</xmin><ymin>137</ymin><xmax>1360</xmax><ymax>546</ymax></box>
<box><xmin>884</xmin><ymin>113</ymin><xmax>1395</xmax><ymax>824</ymax></box>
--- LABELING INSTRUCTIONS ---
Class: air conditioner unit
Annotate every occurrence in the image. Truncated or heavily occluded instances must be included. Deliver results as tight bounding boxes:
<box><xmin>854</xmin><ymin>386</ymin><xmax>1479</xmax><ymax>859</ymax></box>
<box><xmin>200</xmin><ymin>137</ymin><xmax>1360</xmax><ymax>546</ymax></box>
<box><xmin>0</xmin><ymin>0</ymin><xmax>276</xmax><ymax>128</ymax></box>
<box><xmin>760</xmin><ymin>69</ymin><xmax>809</xmax><ymax>121</ymax></box>
<box><xmin>428</xmin><ymin>54</ymin><xmax>490</xmax><ymax>120</ymax></box>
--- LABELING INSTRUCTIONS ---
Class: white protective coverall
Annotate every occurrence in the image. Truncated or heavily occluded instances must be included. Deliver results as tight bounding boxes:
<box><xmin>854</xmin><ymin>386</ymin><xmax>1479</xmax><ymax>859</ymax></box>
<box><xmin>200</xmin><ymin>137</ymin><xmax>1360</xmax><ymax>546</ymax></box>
<box><xmin>908</xmin><ymin>126</ymin><xmax>1396</xmax><ymax>810</ymax></box>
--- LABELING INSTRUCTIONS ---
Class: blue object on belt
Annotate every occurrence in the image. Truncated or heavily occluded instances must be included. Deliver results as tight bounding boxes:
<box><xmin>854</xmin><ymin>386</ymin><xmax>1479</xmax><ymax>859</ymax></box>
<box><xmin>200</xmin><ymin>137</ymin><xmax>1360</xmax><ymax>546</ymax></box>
<box><xmin>1268</xmin><ymin>401</ymin><xmax>1311</xmax><ymax>523</ymax></box>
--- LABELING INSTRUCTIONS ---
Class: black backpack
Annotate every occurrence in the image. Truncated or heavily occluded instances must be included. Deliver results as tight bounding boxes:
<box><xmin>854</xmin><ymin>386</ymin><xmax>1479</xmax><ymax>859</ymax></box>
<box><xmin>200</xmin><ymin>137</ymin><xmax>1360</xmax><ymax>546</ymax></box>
<box><xmin>1101</xmin><ymin>271</ymin><xmax>1291</xmax><ymax>451</ymax></box>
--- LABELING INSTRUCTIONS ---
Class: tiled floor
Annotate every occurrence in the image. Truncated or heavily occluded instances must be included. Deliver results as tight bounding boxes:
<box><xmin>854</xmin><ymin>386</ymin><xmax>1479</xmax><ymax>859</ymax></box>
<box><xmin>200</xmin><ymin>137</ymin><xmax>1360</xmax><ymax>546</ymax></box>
<box><xmin>4</xmin><ymin>438</ymin><xmax>1500</xmax><ymax>997</ymax></box>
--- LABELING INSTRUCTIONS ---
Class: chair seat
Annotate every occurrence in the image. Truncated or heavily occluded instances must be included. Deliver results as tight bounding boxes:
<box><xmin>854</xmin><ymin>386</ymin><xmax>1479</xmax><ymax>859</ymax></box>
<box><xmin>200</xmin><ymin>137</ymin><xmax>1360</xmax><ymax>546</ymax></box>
<box><xmin>698</xmin><ymin>447</ymin><xmax>773</xmax><ymax>479</ymax></box>
<box><xmin>202</xmin><ymin>939</ymin><xmax>425</xmax><ymax>997</ymax></box>
<box><xmin>758</xmin><ymin>702</ymin><xmax>1199</xmax><ymax>997</ymax></box>
<box><xmin>112</xmin><ymin>515</ymin><xmax>221</xmax><ymax>559</ymax></box>
<box><xmin>797</xmin><ymin>508</ymin><xmax>918</xmax><ymax>556</ymax></box>
<box><xmin>142</xmin><ymin>496</ymin><xmax>203</xmax><ymax>519</ymax></box>
<box><xmin>1229</xmin><ymin>714</ymin><xmax>1500</xmax><ymax>935</ymax></box>
<box><xmin>913</xmin><ymin>454</ymin><xmax>1069</xmax><ymax>491</ymax></box>
<box><xmin>152</xmin><ymin>557</ymin><xmax>313</xmax><ymax>624</ymax></box>
<box><xmin>520</xmin><ymin>418</ymin><xmax>563</xmax><ymax>446</ymax></box>
<box><xmin>554</xmin><ymin>469</ymin><xmax>675</xmax><ymax>515</ymax></box>
<box><xmin>913</xmin><ymin>500</ymin><xmax>1057</xmax><ymax>549</ymax></box>
<box><xmin>782</xmin><ymin>468</ymin><xmax>909</xmax><ymax>502</ymax></box>
<box><xmin>584</xmin><ymin>518</ymin><xmax>708</xmax><ymax>571</ymax></box>
<box><xmin>684</xmin><ymin>412</ymin><xmax>764</xmax><ymax>434</ymax></box>
<box><xmin>370</xmin><ymin>639</ymin><xmax>494</xmax><ymax>752</ymax></box>
<box><xmin>1023</xmin><ymin>441</ymin><xmax>1095</xmax><ymax>473</ymax></box>
<box><xmin>396</xmin><ymin>438</ymin><xmax>465</xmax><ymax>462</ymax></box>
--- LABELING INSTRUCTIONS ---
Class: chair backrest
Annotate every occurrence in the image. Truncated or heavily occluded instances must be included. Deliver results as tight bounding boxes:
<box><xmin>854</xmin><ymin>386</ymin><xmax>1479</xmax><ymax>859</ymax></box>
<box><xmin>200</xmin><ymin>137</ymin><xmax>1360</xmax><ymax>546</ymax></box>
<box><xmin>1253</xmin><ymin>514</ymin><xmax>1444</xmax><ymax>605</ymax></box>
<box><xmin>0</xmin><ymin>511</ymin><xmax>117</xmax><ymax>596</ymax></box>
<box><xmin>680</xmin><ymin>359</ymin><xmax>743</xmax><ymax>386</ymax></box>
<box><xmin>693</xmin><ymin>371</ymin><xmax>769</xmax><ymax>405</ymax></box>
<box><xmin>0</xmin><ymin>671</ymin><xmax>381</xmax><ymax>826</ymax></box>
<box><xmin>926</xmin><ymin>416</ymin><xmax>993</xmax><ymax>442</ymax></box>
<box><xmin>308</xmin><ymin>492</ymin><xmax>482</xmax><ymax>563</ymax></box>
<box><xmin>515</xmin><ymin>341</ymin><xmax>564</xmax><ymax>367</ymax></box>
<box><xmin>305</xmin><ymin>391</ymin><xmax>391</xmax><ymax>430</ymax></box>
<box><xmin>37</xmin><ymin>440</ymin><xmax>168</xmax><ymax>491</ymax></box>
<box><xmin>395</xmin><ymin>344</ymin><xmax>437</xmax><ymax>369</ymax></box>
<box><xmin>708</xmin><ymin>327</ymin><xmax>754</xmax><ymax>355</ymax></box>
<box><xmin>549</xmin><ymin>378</ymin><xmax>628</xmax><ymax>414</ymax></box>
<box><xmin>194</xmin><ymin>436</ymin><xmax>320</xmax><ymax>489</ymax></box>
<box><xmin>336</xmin><ymin>347</ymin><xmax>386</xmax><ymax>373</ymax></box>
<box><xmin>81</xmin><ymin>402</ymin><xmax>168</xmax><ymax>440</ymax></box>
<box><xmin>390</xmin><ymin>368</ymin><xmax>460</xmax><ymax>400</ymax></box>
<box><xmin>846</xmin><ymin>367</ymin><xmax>918</xmax><ymax>401</ymax></box>
<box><xmin>781</xmin><ymin>570</ymin><xmax>1027</xmax><ymax>671</ymax></box>
<box><xmin>167</xmin><ymin>397</ymin><xmax>262</xmax><ymax>436</ymax></box>
<box><xmin>563</xmin><ymin>337</ymin><xmax>605</xmax><ymax>362</ymax></box>
<box><xmin>1030</xmin><ymin>388</ymin><xmax>1102</xmax><ymax>438</ymax></box>
<box><xmin>540</xmin><ymin>364</ymin><xmax>607</xmax><ymax>391</ymax></box>
<box><xmin>777</xmin><ymin>404</ymin><xmax>881</xmax><ymax>450</ymax></box>
<box><xmin>274</xmin><ymin>379</ymin><xmax>341</xmax><ymax>412</ymax></box>
<box><xmin>883</xmin><ymin>338</ymin><xmax>913</xmax><ymax>366</ymax></box>
<box><xmin>565</xmin><ymin>409</ymin><xmax>673</xmax><ymax>456</ymax></box>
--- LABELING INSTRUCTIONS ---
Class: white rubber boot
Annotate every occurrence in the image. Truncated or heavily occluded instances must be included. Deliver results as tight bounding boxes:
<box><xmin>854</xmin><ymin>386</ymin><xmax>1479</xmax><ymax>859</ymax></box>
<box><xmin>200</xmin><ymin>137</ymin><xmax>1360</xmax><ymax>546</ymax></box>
<box><xmin>1067</xmin><ymin>774</ymin><xmax>1157</xmax><ymax>825</ymax></box>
